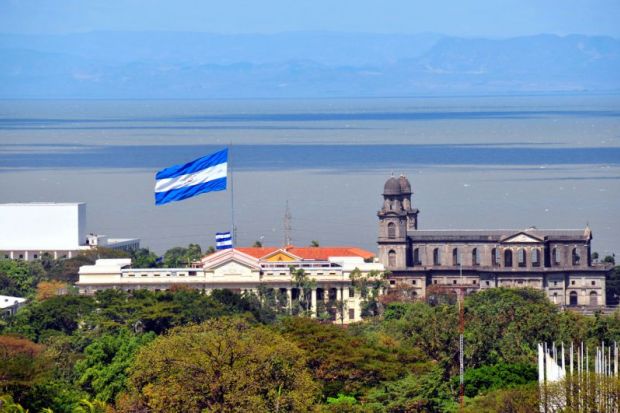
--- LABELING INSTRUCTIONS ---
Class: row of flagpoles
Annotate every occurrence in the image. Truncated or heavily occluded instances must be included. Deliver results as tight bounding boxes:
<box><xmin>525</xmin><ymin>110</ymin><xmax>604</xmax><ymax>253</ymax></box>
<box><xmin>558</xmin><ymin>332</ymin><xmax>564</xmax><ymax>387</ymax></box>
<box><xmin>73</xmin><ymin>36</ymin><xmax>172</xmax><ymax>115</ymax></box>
<box><xmin>539</xmin><ymin>341</ymin><xmax>620</xmax><ymax>412</ymax></box>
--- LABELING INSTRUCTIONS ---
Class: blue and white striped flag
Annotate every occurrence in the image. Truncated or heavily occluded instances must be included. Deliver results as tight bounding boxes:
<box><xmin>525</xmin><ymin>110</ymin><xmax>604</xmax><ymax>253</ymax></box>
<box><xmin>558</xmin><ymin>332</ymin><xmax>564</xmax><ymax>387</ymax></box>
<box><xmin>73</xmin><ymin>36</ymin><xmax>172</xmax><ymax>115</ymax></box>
<box><xmin>155</xmin><ymin>148</ymin><xmax>227</xmax><ymax>205</ymax></box>
<box><xmin>216</xmin><ymin>232</ymin><xmax>233</xmax><ymax>249</ymax></box>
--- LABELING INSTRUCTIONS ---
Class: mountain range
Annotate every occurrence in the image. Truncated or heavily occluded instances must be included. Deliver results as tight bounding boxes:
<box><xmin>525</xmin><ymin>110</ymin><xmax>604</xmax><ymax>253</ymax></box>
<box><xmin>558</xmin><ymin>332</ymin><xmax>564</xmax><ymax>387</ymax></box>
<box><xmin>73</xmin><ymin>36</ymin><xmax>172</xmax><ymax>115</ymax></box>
<box><xmin>1</xmin><ymin>31</ymin><xmax>618</xmax><ymax>98</ymax></box>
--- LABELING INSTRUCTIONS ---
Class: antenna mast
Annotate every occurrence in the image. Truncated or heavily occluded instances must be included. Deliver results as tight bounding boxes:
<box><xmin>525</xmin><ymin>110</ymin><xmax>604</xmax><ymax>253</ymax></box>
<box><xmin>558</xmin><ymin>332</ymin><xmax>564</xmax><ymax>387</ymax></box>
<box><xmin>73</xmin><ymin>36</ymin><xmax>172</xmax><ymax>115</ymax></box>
<box><xmin>284</xmin><ymin>200</ymin><xmax>292</xmax><ymax>246</ymax></box>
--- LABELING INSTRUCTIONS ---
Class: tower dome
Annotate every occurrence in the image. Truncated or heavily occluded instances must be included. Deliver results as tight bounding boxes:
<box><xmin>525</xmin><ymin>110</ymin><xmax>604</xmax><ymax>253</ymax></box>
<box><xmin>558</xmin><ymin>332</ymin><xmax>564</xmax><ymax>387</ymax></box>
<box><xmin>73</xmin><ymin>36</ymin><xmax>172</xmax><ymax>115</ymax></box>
<box><xmin>399</xmin><ymin>175</ymin><xmax>412</xmax><ymax>195</ymax></box>
<box><xmin>383</xmin><ymin>177</ymin><xmax>402</xmax><ymax>195</ymax></box>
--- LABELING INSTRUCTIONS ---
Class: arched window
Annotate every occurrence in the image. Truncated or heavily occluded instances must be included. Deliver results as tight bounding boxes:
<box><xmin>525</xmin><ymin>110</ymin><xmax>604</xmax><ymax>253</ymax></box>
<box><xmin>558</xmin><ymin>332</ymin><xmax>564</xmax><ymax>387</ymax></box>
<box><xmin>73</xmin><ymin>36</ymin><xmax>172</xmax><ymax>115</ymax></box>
<box><xmin>572</xmin><ymin>248</ymin><xmax>580</xmax><ymax>266</ymax></box>
<box><xmin>569</xmin><ymin>291</ymin><xmax>578</xmax><ymax>306</ymax></box>
<box><xmin>453</xmin><ymin>248</ymin><xmax>460</xmax><ymax>266</ymax></box>
<box><xmin>413</xmin><ymin>248</ymin><xmax>420</xmax><ymax>265</ymax></box>
<box><xmin>518</xmin><ymin>248</ymin><xmax>526</xmax><ymax>268</ymax></box>
<box><xmin>433</xmin><ymin>248</ymin><xmax>441</xmax><ymax>266</ymax></box>
<box><xmin>472</xmin><ymin>248</ymin><xmax>480</xmax><ymax>266</ymax></box>
<box><xmin>532</xmin><ymin>249</ymin><xmax>541</xmax><ymax>267</ymax></box>
<box><xmin>552</xmin><ymin>248</ymin><xmax>560</xmax><ymax>265</ymax></box>
<box><xmin>504</xmin><ymin>250</ymin><xmax>513</xmax><ymax>267</ymax></box>
<box><xmin>387</xmin><ymin>222</ymin><xmax>396</xmax><ymax>239</ymax></box>
<box><xmin>491</xmin><ymin>248</ymin><xmax>499</xmax><ymax>267</ymax></box>
<box><xmin>589</xmin><ymin>291</ymin><xmax>598</xmax><ymax>306</ymax></box>
<box><xmin>388</xmin><ymin>250</ymin><xmax>396</xmax><ymax>267</ymax></box>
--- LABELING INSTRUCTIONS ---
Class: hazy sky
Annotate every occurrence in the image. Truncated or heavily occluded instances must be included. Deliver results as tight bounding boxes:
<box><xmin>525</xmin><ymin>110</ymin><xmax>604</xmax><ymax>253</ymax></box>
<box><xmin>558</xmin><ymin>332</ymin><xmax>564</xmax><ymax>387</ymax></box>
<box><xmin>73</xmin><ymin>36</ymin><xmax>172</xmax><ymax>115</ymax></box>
<box><xmin>1</xmin><ymin>0</ymin><xmax>619</xmax><ymax>37</ymax></box>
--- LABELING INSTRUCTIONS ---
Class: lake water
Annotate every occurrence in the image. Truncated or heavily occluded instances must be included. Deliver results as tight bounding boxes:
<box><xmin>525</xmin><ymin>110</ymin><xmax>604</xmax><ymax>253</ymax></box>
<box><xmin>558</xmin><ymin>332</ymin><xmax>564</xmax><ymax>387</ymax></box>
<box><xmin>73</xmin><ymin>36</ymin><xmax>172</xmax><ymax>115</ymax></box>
<box><xmin>0</xmin><ymin>95</ymin><xmax>619</xmax><ymax>255</ymax></box>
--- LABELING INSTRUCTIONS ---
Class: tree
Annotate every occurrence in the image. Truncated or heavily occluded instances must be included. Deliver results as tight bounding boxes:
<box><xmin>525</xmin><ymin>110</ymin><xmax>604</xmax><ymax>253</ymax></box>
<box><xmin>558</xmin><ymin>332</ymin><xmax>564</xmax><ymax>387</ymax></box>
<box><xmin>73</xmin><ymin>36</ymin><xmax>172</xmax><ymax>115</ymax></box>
<box><xmin>290</xmin><ymin>267</ymin><xmax>315</xmax><ymax>316</ymax></box>
<box><xmin>276</xmin><ymin>317</ymin><xmax>412</xmax><ymax>398</ymax></box>
<box><xmin>129</xmin><ymin>248</ymin><xmax>160</xmax><ymax>268</ymax></box>
<box><xmin>163</xmin><ymin>244</ymin><xmax>202</xmax><ymax>268</ymax></box>
<box><xmin>0</xmin><ymin>259</ymin><xmax>46</xmax><ymax>298</ymax></box>
<box><xmin>126</xmin><ymin>317</ymin><xmax>318</xmax><ymax>412</ymax></box>
<box><xmin>311</xmin><ymin>240</ymin><xmax>320</xmax><ymax>247</ymax></box>
<box><xmin>35</xmin><ymin>281</ymin><xmax>67</xmax><ymax>301</ymax></box>
<box><xmin>75</xmin><ymin>329</ymin><xmax>155</xmax><ymax>403</ymax></box>
<box><xmin>253</xmin><ymin>240</ymin><xmax>263</xmax><ymax>248</ymax></box>
<box><xmin>5</xmin><ymin>296</ymin><xmax>95</xmax><ymax>341</ymax></box>
<box><xmin>0</xmin><ymin>336</ymin><xmax>48</xmax><ymax>399</ymax></box>
<box><xmin>464</xmin><ymin>288</ymin><xmax>559</xmax><ymax>367</ymax></box>
<box><xmin>603</xmin><ymin>255</ymin><xmax>616</xmax><ymax>265</ymax></box>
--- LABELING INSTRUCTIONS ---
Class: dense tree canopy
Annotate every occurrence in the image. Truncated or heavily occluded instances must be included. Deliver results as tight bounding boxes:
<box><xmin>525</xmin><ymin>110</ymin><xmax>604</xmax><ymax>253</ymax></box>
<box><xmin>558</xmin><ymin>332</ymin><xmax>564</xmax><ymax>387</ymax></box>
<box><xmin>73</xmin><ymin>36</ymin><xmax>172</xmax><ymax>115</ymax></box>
<box><xmin>127</xmin><ymin>317</ymin><xmax>319</xmax><ymax>413</ymax></box>
<box><xmin>1</xmin><ymin>245</ymin><xmax>620</xmax><ymax>413</ymax></box>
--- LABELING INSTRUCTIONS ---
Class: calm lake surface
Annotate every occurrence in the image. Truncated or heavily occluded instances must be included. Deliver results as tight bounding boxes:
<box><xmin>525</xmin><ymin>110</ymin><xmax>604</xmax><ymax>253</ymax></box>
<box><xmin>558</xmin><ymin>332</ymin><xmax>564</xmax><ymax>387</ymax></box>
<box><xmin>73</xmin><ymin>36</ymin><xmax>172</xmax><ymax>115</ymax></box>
<box><xmin>1</xmin><ymin>95</ymin><xmax>619</xmax><ymax>255</ymax></box>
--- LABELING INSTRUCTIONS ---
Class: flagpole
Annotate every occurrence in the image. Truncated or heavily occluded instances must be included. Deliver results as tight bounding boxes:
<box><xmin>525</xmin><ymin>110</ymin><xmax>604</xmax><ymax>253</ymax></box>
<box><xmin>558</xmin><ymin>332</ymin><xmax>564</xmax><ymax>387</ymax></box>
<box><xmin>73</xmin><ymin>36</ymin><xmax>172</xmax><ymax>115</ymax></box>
<box><xmin>229</xmin><ymin>143</ymin><xmax>235</xmax><ymax>247</ymax></box>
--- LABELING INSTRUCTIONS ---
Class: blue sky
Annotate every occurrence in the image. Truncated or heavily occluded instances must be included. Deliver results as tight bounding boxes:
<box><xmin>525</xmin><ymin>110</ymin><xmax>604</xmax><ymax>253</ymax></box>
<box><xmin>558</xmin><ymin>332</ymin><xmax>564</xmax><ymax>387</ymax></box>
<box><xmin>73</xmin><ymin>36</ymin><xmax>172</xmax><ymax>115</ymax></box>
<box><xmin>1</xmin><ymin>0</ymin><xmax>619</xmax><ymax>37</ymax></box>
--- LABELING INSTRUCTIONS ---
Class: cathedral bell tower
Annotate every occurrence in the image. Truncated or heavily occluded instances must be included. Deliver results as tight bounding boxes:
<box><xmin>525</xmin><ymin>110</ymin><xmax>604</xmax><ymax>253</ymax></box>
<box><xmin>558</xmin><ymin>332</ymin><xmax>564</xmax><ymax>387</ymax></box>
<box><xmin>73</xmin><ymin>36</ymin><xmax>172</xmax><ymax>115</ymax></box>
<box><xmin>378</xmin><ymin>175</ymin><xmax>419</xmax><ymax>270</ymax></box>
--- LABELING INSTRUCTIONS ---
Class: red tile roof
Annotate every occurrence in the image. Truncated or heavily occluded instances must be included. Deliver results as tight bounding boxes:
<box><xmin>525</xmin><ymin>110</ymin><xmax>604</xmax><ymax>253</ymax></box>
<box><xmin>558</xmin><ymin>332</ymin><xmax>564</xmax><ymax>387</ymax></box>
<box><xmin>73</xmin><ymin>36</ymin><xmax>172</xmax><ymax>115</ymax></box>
<box><xmin>235</xmin><ymin>246</ymin><xmax>375</xmax><ymax>261</ymax></box>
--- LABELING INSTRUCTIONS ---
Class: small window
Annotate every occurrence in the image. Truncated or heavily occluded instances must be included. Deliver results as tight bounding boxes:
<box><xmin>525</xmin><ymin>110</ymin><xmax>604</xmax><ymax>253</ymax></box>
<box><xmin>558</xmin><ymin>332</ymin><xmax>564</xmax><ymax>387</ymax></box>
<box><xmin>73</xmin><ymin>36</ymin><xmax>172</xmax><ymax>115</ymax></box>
<box><xmin>571</xmin><ymin>280</ymin><xmax>575</xmax><ymax>285</ymax></box>
<box><xmin>349</xmin><ymin>287</ymin><xmax>355</xmax><ymax>297</ymax></box>
<box><xmin>33</xmin><ymin>254</ymin><xmax>38</xmax><ymax>259</ymax></box>
<box><xmin>472</xmin><ymin>248</ymin><xmax>480</xmax><ymax>266</ymax></box>
<box><xmin>554</xmin><ymin>281</ymin><xmax>557</xmax><ymax>286</ymax></box>
<box><xmin>19</xmin><ymin>254</ymin><xmax>23</xmax><ymax>259</ymax></box>
<box><xmin>348</xmin><ymin>308</ymin><xmax>355</xmax><ymax>320</ymax></box>
<box><xmin>486</xmin><ymin>281</ymin><xmax>490</xmax><ymax>286</ymax></box>
<box><xmin>128</xmin><ymin>273</ymin><xmax>135</xmax><ymax>277</ymax></box>
<box><xmin>573</xmin><ymin>248</ymin><xmax>581</xmax><ymax>266</ymax></box>
<box><xmin>413</xmin><ymin>248</ymin><xmax>420</xmax><ymax>265</ymax></box>
<box><xmin>591</xmin><ymin>281</ymin><xmax>595</xmax><ymax>286</ymax></box>
<box><xmin>518</xmin><ymin>249</ymin><xmax>526</xmax><ymax>268</ymax></box>
<box><xmin>453</xmin><ymin>248</ymin><xmax>460</xmax><ymax>266</ymax></box>
<box><xmin>434</xmin><ymin>280</ymin><xmax>438</xmax><ymax>284</ymax></box>
<box><xmin>388</xmin><ymin>250</ymin><xmax>397</xmax><ymax>267</ymax></box>
<box><xmin>433</xmin><ymin>248</ymin><xmax>441</xmax><ymax>266</ymax></box>
<box><xmin>4</xmin><ymin>255</ymin><xmax>8</xmax><ymax>259</ymax></box>
<box><xmin>504</xmin><ymin>250</ymin><xmax>513</xmax><ymax>267</ymax></box>
<box><xmin>453</xmin><ymin>280</ymin><xmax>457</xmax><ymax>285</ymax></box>
<box><xmin>141</xmin><ymin>274</ymin><xmax>147</xmax><ymax>277</ymax></box>
<box><xmin>387</xmin><ymin>222</ymin><xmax>396</xmax><ymax>239</ymax></box>
<box><xmin>412</xmin><ymin>280</ymin><xmax>417</xmax><ymax>285</ymax></box>
<box><xmin>491</xmin><ymin>248</ymin><xmax>499</xmax><ymax>266</ymax></box>
<box><xmin>189</xmin><ymin>271</ymin><xmax>197</xmax><ymax>276</ymax></box>
<box><xmin>390</xmin><ymin>280</ymin><xmax>396</xmax><ymax>285</ymax></box>
<box><xmin>473</xmin><ymin>280</ymin><xmax>477</xmax><ymax>284</ymax></box>
<box><xmin>154</xmin><ymin>274</ymin><xmax>160</xmax><ymax>277</ymax></box>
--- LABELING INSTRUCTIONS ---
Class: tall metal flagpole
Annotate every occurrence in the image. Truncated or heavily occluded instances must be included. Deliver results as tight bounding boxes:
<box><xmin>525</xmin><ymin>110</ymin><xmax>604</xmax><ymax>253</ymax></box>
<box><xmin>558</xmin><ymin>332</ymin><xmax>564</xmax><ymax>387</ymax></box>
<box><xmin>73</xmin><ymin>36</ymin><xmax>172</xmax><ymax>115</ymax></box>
<box><xmin>229</xmin><ymin>143</ymin><xmax>235</xmax><ymax>247</ymax></box>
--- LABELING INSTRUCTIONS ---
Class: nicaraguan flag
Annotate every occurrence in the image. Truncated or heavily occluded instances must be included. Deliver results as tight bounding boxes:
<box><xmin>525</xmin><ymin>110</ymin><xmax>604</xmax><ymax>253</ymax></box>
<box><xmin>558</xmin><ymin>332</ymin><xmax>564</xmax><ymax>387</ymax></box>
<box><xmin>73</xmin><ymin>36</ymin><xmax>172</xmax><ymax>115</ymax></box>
<box><xmin>216</xmin><ymin>232</ymin><xmax>233</xmax><ymax>249</ymax></box>
<box><xmin>155</xmin><ymin>148</ymin><xmax>227</xmax><ymax>205</ymax></box>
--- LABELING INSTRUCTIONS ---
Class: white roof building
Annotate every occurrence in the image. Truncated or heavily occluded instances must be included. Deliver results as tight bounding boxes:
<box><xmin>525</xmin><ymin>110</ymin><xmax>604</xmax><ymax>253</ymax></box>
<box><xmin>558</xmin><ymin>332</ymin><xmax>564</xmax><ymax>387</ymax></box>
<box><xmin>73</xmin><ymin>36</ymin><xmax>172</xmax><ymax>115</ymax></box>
<box><xmin>0</xmin><ymin>203</ymin><xmax>139</xmax><ymax>260</ymax></box>
<box><xmin>0</xmin><ymin>295</ymin><xmax>27</xmax><ymax>316</ymax></box>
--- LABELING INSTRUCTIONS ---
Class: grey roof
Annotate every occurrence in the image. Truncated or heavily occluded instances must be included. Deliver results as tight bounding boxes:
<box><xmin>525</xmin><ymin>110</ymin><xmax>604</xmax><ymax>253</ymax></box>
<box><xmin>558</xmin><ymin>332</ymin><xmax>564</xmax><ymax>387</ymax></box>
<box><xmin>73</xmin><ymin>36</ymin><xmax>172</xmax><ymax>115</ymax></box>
<box><xmin>407</xmin><ymin>228</ymin><xmax>589</xmax><ymax>242</ymax></box>
<box><xmin>399</xmin><ymin>175</ymin><xmax>412</xmax><ymax>194</ymax></box>
<box><xmin>383</xmin><ymin>177</ymin><xmax>402</xmax><ymax>195</ymax></box>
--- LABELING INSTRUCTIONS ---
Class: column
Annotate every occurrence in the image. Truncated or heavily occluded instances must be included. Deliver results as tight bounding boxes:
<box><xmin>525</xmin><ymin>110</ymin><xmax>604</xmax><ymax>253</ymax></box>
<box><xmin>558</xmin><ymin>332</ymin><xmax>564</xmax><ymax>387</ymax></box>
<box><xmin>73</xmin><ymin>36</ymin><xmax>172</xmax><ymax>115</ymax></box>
<box><xmin>311</xmin><ymin>288</ymin><xmax>317</xmax><ymax>318</ymax></box>
<box><xmin>287</xmin><ymin>288</ymin><xmax>293</xmax><ymax>314</ymax></box>
<box><xmin>24</xmin><ymin>251</ymin><xmax>29</xmax><ymax>261</ymax></box>
<box><xmin>342</xmin><ymin>287</ymin><xmax>350</xmax><ymax>323</ymax></box>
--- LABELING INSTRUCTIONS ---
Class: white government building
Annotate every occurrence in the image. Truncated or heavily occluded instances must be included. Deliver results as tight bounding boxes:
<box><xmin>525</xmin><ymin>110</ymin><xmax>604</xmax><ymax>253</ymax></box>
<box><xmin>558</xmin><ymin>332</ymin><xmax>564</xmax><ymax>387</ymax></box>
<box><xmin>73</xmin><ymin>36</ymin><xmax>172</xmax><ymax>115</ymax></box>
<box><xmin>0</xmin><ymin>203</ymin><xmax>139</xmax><ymax>260</ymax></box>
<box><xmin>78</xmin><ymin>246</ymin><xmax>385</xmax><ymax>323</ymax></box>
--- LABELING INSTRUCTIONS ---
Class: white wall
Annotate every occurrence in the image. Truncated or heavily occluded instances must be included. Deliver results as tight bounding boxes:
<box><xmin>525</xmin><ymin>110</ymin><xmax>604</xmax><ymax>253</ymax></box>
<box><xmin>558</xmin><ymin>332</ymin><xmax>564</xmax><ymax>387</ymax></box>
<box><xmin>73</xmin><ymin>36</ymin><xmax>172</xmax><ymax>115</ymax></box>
<box><xmin>0</xmin><ymin>203</ymin><xmax>86</xmax><ymax>250</ymax></box>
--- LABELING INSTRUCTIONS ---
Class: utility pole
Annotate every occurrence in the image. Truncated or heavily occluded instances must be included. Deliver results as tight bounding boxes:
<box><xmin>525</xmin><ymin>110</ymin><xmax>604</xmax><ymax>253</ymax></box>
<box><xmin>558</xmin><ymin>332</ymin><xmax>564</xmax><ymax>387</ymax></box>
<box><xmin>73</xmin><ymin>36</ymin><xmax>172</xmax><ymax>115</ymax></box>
<box><xmin>459</xmin><ymin>289</ymin><xmax>465</xmax><ymax>411</ymax></box>
<box><xmin>283</xmin><ymin>200</ymin><xmax>292</xmax><ymax>246</ymax></box>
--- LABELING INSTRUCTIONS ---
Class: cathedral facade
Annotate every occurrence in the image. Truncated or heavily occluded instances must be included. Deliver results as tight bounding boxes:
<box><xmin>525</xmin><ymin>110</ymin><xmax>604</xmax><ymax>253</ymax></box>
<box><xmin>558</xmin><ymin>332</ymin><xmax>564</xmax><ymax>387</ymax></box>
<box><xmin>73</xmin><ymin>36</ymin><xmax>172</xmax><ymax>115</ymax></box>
<box><xmin>378</xmin><ymin>175</ymin><xmax>612</xmax><ymax>307</ymax></box>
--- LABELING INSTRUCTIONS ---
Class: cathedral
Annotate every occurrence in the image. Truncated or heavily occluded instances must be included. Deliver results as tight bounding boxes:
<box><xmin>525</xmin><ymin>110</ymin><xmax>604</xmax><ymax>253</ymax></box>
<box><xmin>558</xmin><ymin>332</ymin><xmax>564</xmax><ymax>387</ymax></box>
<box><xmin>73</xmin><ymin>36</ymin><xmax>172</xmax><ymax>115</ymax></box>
<box><xmin>378</xmin><ymin>175</ymin><xmax>612</xmax><ymax>307</ymax></box>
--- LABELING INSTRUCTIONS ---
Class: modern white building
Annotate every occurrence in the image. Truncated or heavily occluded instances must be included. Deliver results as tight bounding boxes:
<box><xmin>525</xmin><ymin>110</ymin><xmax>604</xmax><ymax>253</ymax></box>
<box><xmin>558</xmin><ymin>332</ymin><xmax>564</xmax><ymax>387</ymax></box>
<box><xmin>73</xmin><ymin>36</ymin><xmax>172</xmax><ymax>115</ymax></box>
<box><xmin>0</xmin><ymin>203</ymin><xmax>139</xmax><ymax>260</ymax></box>
<box><xmin>0</xmin><ymin>295</ymin><xmax>27</xmax><ymax>317</ymax></box>
<box><xmin>77</xmin><ymin>246</ymin><xmax>386</xmax><ymax>323</ymax></box>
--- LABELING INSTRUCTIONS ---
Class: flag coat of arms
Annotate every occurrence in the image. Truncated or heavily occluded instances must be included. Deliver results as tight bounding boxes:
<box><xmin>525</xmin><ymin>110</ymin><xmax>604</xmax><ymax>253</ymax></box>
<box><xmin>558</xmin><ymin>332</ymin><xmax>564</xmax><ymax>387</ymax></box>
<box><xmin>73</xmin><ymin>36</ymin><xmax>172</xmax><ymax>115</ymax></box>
<box><xmin>154</xmin><ymin>148</ymin><xmax>228</xmax><ymax>205</ymax></box>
